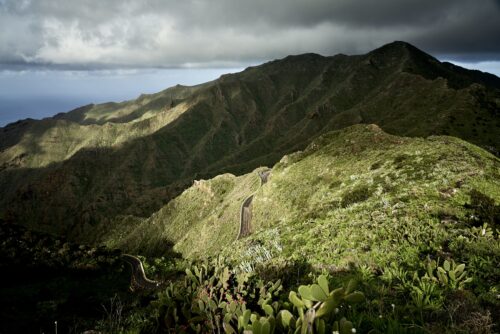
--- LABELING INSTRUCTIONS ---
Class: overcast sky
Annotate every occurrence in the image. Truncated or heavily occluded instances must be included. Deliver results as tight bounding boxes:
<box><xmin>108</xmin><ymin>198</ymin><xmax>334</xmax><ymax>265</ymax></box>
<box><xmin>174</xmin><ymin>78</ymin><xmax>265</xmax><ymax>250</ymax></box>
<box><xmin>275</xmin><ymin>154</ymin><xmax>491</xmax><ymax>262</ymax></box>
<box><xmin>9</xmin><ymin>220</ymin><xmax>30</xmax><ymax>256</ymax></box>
<box><xmin>1</xmin><ymin>0</ymin><xmax>499</xmax><ymax>125</ymax></box>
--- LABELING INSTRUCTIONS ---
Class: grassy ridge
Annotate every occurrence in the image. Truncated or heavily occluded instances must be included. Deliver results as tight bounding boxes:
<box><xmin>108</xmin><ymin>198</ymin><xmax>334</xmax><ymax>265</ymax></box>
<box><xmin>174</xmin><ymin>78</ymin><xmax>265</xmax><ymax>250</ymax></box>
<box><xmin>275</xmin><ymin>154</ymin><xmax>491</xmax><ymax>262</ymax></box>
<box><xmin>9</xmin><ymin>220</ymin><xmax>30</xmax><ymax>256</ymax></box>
<box><xmin>0</xmin><ymin>98</ymin><xmax>192</xmax><ymax>169</ymax></box>
<box><xmin>234</xmin><ymin>125</ymin><xmax>499</xmax><ymax>270</ymax></box>
<box><xmin>112</xmin><ymin>125</ymin><xmax>498</xmax><ymax>275</ymax></box>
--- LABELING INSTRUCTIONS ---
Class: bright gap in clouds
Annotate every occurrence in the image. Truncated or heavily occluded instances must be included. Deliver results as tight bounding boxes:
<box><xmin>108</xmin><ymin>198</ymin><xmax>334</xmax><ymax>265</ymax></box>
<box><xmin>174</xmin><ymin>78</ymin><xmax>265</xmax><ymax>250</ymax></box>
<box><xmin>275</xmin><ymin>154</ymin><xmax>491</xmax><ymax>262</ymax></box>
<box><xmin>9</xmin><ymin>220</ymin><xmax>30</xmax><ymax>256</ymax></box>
<box><xmin>0</xmin><ymin>68</ymin><xmax>244</xmax><ymax>126</ymax></box>
<box><xmin>443</xmin><ymin>60</ymin><xmax>500</xmax><ymax>77</ymax></box>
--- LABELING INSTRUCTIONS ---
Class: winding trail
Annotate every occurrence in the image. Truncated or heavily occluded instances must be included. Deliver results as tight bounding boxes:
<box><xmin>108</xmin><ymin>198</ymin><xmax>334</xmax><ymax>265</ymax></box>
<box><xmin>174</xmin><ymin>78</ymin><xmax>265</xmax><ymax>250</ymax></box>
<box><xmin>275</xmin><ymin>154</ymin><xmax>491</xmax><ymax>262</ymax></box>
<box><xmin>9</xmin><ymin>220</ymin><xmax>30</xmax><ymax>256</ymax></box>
<box><xmin>122</xmin><ymin>254</ymin><xmax>161</xmax><ymax>291</ymax></box>
<box><xmin>237</xmin><ymin>169</ymin><xmax>271</xmax><ymax>240</ymax></box>
<box><xmin>123</xmin><ymin>169</ymin><xmax>271</xmax><ymax>289</ymax></box>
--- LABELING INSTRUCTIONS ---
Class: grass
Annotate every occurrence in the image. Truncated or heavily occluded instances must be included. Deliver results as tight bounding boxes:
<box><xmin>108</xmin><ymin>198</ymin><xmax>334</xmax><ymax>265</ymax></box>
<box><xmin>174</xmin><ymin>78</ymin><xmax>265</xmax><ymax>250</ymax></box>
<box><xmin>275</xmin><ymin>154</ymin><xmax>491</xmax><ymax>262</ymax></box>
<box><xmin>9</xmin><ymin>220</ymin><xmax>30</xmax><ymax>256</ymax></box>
<box><xmin>0</xmin><ymin>100</ymin><xmax>191</xmax><ymax>168</ymax></box>
<box><xmin>108</xmin><ymin>124</ymin><xmax>498</xmax><ymax>279</ymax></box>
<box><xmin>226</xmin><ymin>125</ymin><xmax>499</xmax><ymax>273</ymax></box>
<box><xmin>106</xmin><ymin>169</ymin><xmax>265</xmax><ymax>258</ymax></box>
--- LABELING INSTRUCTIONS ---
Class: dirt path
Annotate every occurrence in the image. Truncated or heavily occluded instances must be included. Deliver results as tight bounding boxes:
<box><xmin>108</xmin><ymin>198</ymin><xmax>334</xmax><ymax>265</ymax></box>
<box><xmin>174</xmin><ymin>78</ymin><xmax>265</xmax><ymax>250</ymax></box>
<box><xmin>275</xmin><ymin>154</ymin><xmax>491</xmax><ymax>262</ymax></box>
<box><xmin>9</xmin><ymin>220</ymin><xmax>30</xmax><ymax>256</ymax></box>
<box><xmin>237</xmin><ymin>168</ymin><xmax>271</xmax><ymax>240</ymax></box>
<box><xmin>122</xmin><ymin>254</ymin><xmax>161</xmax><ymax>291</ymax></box>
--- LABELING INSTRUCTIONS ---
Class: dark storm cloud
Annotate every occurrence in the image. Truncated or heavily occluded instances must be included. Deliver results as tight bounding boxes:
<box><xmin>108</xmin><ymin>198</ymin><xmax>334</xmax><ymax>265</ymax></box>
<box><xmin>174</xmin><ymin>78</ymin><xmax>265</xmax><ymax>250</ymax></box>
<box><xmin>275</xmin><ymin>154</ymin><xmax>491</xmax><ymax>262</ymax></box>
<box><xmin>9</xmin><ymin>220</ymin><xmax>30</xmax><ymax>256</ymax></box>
<box><xmin>0</xmin><ymin>0</ymin><xmax>499</xmax><ymax>70</ymax></box>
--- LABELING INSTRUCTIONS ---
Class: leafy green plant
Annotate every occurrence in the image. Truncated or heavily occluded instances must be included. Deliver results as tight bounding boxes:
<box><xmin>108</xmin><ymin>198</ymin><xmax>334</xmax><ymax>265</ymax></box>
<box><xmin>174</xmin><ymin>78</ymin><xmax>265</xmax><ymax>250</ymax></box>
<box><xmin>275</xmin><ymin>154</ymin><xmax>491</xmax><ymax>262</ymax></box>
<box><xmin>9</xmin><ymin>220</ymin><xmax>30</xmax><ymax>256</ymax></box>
<box><xmin>154</xmin><ymin>260</ymin><xmax>282</xmax><ymax>333</ymax></box>
<box><xmin>286</xmin><ymin>276</ymin><xmax>365</xmax><ymax>334</ymax></box>
<box><xmin>384</xmin><ymin>258</ymin><xmax>472</xmax><ymax>316</ymax></box>
<box><xmin>424</xmin><ymin>259</ymin><xmax>472</xmax><ymax>290</ymax></box>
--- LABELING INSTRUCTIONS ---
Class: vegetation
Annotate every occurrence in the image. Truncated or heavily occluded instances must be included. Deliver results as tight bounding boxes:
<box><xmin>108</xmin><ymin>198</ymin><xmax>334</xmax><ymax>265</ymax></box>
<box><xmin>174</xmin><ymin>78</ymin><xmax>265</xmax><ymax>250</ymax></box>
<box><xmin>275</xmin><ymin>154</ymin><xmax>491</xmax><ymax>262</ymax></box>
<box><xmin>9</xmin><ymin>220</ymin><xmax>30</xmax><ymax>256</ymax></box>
<box><xmin>0</xmin><ymin>41</ymin><xmax>499</xmax><ymax>333</ymax></box>
<box><xmin>0</xmin><ymin>221</ymin><xmax>131</xmax><ymax>333</ymax></box>
<box><xmin>105</xmin><ymin>170</ymin><xmax>263</xmax><ymax>258</ymax></box>
<box><xmin>94</xmin><ymin>125</ymin><xmax>500</xmax><ymax>333</ymax></box>
<box><xmin>98</xmin><ymin>255</ymin><xmax>494</xmax><ymax>333</ymax></box>
<box><xmin>1</xmin><ymin>41</ymin><xmax>499</xmax><ymax>242</ymax></box>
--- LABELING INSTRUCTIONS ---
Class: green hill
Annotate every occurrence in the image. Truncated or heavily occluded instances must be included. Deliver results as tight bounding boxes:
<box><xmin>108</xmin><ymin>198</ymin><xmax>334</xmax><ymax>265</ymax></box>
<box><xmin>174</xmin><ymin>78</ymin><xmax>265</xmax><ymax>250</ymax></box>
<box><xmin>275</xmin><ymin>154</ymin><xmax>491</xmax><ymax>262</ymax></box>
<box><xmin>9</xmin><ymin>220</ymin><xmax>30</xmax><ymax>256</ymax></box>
<box><xmin>103</xmin><ymin>124</ymin><xmax>499</xmax><ymax>333</ymax></box>
<box><xmin>108</xmin><ymin>125</ymin><xmax>499</xmax><ymax>267</ymax></box>
<box><xmin>0</xmin><ymin>41</ymin><xmax>499</xmax><ymax>242</ymax></box>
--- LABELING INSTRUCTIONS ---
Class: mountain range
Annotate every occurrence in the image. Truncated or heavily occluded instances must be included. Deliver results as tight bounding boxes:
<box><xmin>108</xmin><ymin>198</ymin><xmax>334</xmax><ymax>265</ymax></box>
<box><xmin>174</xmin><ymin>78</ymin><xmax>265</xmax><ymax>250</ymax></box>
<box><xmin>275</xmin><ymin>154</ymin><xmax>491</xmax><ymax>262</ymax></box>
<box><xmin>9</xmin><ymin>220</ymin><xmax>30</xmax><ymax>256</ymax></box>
<box><xmin>0</xmin><ymin>41</ymin><xmax>498</xmax><ymax>243</ymax></box>
<box><xmin>1</xmin><ymin>40</ymin><xmax>500</xmax><ymax>334</ymax></box>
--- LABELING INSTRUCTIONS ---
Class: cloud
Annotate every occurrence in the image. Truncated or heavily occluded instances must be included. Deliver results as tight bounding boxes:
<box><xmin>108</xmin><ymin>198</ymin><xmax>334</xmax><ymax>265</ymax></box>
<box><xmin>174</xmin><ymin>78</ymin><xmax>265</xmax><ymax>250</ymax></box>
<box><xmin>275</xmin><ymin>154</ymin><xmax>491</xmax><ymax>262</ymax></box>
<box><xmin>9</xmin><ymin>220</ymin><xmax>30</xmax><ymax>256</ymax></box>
<box><xmin>0</xmin><ymin>0</ymin><xmax>499</xmax><ymax>70</ymax></box>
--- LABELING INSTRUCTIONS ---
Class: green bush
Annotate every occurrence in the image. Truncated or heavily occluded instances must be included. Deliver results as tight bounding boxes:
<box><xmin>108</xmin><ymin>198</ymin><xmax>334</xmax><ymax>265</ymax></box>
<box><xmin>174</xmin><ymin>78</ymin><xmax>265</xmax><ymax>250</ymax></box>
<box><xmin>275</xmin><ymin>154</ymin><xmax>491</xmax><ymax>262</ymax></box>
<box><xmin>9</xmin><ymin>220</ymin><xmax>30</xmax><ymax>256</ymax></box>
<box><xmin>341</xmin><ymin>185</ymin><xmax>372</xmax><ymax>208</ymax></box>
<box><xmin>467</xmin><ymin>189</ymin><xmax>500</xmax><ymax>227</ymax></box>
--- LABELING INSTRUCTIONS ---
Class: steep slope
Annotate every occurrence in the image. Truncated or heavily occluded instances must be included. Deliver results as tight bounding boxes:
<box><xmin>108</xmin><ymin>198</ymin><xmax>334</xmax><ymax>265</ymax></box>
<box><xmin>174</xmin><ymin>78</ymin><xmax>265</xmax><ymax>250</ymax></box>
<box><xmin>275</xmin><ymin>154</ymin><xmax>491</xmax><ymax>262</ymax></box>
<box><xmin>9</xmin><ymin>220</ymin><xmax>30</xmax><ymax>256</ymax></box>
<box><xmin>0</xmin><ymin>84</ymin><xmax>204</xmax><ymax>169</ymax></box>
<box><xmin>118</xmin><ymin>125</ymin><xmax>500</xmax><ymax>334</ymax></box>
<box><xmin>103</xmin><ymin>170</ymin><xmax>263</xmax><ymax>257</ymax></box>
<box><xmin>0</xmin><ymin>41</ymin><xmax>499</xmax><ymax>240</ymax></box>
<box><xmin>112</xmin><ymin>125</ymin><xmax>499</xmax><ymax>271</ymax></box>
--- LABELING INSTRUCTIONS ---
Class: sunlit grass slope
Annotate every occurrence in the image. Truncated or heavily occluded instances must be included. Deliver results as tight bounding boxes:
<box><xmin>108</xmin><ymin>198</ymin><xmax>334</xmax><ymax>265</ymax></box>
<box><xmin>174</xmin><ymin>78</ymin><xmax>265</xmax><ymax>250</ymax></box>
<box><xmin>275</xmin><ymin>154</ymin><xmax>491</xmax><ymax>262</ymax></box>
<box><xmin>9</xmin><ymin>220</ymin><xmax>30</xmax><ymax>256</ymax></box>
<box><xmin>114</xmin><ymin>125</ymin><xmax>498</xmax><ymax>283</ymax></box>
<box><xmin>105</xmin><ymin>170</ymin><xmax>264</xmax><ymax>258</ymax></box>
<box><xmin>0</xmin><ymin>84</ymin><xmax>204</xmax><ymax>168</ymax></box>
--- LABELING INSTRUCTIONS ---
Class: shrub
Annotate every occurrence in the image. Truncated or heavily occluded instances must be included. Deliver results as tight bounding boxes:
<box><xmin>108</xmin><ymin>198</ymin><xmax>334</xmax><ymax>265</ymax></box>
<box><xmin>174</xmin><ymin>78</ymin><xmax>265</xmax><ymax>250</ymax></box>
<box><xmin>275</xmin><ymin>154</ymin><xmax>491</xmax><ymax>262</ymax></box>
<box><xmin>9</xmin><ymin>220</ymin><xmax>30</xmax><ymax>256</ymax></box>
<box><xmin>467</xmin><ymin>189</ymin><xmax>500</xmax><ymax>228</ymax></box>
<box><xmin>341</xmin><ymin>185</ymin><xmax>372</xmax><ymax>208</ymax></box>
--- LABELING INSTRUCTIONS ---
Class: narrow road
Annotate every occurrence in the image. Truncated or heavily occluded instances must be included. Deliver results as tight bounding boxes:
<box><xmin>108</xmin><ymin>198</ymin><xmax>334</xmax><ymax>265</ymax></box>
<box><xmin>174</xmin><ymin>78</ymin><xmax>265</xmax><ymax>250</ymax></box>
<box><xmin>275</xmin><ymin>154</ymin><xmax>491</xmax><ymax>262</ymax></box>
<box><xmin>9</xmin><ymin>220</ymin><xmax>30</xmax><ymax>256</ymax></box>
<box><xmin>237</xmin><ymin>168</ymin><xmax>271</xmax><ymax>240</ymax></box>
<box><xmin>122</xmin><ymin>254</ymin><xmax>161</xmax><ymax>291</ymax></box>
<box><xmin>238</xmin><ymin>195</ymin><xmax>254</xmax><ymax>238</ymax></box>
<box><xmin>258</xmin><ymin>170</ymin><xmax>271</xmax><ymax>184</ymax></box>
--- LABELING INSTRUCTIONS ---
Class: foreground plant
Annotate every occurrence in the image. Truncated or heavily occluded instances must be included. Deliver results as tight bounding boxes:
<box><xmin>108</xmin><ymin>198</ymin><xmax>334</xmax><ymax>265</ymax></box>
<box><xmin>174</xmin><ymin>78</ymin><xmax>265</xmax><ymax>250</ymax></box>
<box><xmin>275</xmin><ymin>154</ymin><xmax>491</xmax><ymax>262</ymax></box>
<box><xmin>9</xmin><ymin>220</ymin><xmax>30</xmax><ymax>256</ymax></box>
<box><xmin>151</xmin><ymin>260</ymin><xmax>365</xmax><ymax>334</ymax></box>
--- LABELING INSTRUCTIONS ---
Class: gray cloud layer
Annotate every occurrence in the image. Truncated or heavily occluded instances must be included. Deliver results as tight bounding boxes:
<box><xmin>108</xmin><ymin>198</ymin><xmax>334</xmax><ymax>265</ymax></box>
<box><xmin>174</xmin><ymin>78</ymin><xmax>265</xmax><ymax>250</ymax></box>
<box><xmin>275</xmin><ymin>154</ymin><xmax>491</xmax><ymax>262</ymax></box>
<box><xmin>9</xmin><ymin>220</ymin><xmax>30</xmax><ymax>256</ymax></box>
<box><xmin>1</xmin><ymin>0</ymin><xmax>499</xmax><ymax>69</ymax></box>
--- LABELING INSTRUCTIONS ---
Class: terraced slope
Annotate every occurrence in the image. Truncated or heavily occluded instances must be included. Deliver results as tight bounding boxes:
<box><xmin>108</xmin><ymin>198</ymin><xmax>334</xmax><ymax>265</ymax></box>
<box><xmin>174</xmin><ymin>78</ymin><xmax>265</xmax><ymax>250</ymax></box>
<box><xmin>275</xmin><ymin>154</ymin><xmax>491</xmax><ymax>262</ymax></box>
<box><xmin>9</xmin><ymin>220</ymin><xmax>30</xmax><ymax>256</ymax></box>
<box><xmin>0</xmin><ymin>41</ymin><xmax>499</xmax><ymax>241</ymax></box>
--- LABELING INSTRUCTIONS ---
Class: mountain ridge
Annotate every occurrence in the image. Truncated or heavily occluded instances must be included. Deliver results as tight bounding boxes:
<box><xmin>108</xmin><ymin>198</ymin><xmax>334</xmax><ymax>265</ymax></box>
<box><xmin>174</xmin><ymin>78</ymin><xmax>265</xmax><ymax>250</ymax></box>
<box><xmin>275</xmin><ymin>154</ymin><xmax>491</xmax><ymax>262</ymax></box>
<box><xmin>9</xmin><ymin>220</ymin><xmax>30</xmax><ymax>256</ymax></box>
<box><xmin>103</xmin><ymin>124</ymin><xmax>499</xmax><ymax>262</ymax></box>
<box><xmin>0</xmin><ymin>41</ymin><xmax>499</xmax><ymax>242</ymax></box>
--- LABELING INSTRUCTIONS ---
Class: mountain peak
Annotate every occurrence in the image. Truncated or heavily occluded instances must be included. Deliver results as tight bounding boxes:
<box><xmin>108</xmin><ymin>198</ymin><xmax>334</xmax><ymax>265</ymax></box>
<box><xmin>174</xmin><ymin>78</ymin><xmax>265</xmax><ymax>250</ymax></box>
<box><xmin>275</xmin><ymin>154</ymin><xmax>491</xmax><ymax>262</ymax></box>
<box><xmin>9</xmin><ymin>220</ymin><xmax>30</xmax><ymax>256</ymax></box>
<box><xmin>367</xmin><ymin>41</ymin><xmax>500</xmax><ymax>89</ymax></box>
<box><xmin>379</xmin><ymin>40</ymin><xmax>416</xmax><ymax>49</ymax></box>
<box><xmin>368</xmin><ymin>40</ymin><xmax>432</xmax><ymax>60</ymax></box>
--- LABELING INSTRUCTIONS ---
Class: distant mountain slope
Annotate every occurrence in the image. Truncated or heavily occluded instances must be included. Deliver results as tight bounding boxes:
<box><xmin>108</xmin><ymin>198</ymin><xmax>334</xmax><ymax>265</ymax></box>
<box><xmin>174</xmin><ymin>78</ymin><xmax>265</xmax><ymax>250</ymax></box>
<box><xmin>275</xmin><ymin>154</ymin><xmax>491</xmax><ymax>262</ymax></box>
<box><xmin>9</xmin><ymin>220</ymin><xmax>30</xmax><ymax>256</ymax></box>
<box><xmin>0</xmin><ymin>41</ymin><xmax>499</xmax><ymax>240</ymax></box>
<box><xmin>0</xmin><ymin>84</ymin><xmax>205</xmax><ymax>168</ymax></box>
<box><xmin>107</xmin><ymin>125</ymin><xmax>499</xmax><ymax>267</ymax></box>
